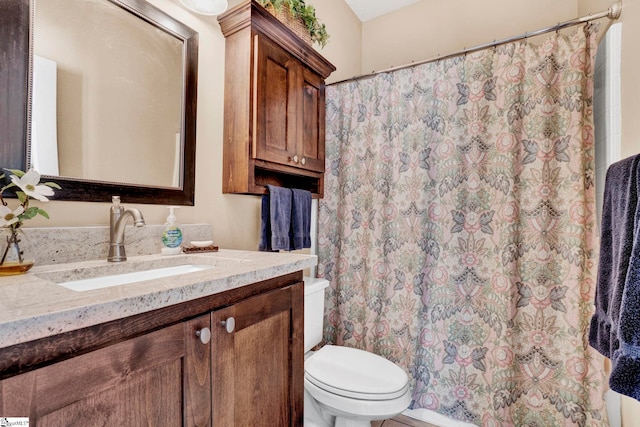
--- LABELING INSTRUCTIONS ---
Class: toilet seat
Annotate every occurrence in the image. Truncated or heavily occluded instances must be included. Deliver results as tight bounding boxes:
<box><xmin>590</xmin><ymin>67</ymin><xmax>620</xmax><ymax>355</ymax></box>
<box><xmin>305</xmin><ymin>376</ymin><xmax>412</xmax><ymax>422</ymax></box>
<box><xmin>305</xmin><ymin>345</ymin><xmax>409</xmax><ymax>401</ymax></box>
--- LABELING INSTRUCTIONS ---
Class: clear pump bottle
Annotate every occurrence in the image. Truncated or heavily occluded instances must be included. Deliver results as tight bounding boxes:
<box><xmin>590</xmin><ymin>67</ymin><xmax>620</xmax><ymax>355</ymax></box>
<box><xmin>161</xmin><ymin>206</ymin><xmax>183</xmax><ymax>255</ymax></box>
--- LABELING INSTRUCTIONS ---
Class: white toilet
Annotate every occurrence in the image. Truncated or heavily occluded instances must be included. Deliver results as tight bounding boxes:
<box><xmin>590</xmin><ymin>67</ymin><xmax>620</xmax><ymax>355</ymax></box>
<box><xmin>304</xmin><ymin>277</ymin><xmax>412</xmax><ymax>427</ymax></box>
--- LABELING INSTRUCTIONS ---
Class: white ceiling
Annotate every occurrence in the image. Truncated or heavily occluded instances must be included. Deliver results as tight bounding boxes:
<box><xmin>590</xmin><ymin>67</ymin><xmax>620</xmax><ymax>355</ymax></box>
<box><xmin>344</xmin><ymin>0</ymin><xmax>420</xmax><ymax>22</ymax></box>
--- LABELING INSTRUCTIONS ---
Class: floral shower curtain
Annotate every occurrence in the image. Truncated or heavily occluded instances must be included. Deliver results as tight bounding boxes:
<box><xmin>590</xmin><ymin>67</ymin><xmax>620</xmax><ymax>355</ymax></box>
<box><xmin>318</xmin><ymin>24</ymin><xmax>608</xmax><ymax>426</ymax></box>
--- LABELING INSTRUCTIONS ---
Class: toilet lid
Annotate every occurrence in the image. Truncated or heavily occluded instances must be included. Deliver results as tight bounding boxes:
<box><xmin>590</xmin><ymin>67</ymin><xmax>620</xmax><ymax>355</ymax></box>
<box><xmin>305</xmin><ymin>345</ymin><xmax>409</xmax><ymax>400</ymax></box>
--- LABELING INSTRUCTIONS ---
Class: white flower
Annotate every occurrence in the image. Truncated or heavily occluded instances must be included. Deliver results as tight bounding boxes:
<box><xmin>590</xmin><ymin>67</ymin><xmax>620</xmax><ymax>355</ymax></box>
<box><xmin>0</xmin><ymin>205</ymin><xmax>24</xmax><ymax>227</ymax></box>
<box><xmin>10</xmin><ymin>169</ymin><xmax>54</xmax><ymax>202</ymax></box>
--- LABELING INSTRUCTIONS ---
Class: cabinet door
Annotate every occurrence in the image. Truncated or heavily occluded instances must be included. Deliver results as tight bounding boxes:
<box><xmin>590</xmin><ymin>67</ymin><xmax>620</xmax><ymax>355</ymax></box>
<box><xmin>254</xmin><ymin>34</ymin><xmax>299</xmax><ymax>167</ymax></box>
<box><xmin>299</xmin><ymin>67</ymin><xmax>326</xmax><ymax>172</ymax></box>
<box><xmin>212</xmin><ymin>282</ymin><xmax>304</xmax><ymax>427</ymax></box>
<box><xmin>0</xmin><ymin>315</ymin><xmax>211</xmax><ymax>427</ymax></box>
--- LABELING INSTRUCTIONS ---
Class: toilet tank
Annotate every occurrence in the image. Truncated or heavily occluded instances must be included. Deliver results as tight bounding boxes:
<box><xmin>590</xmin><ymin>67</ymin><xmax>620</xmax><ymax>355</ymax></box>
<box><xmin>303</xmin><ymin>277</ymin><xmax>330</xmax><ymax>353</ymax></box>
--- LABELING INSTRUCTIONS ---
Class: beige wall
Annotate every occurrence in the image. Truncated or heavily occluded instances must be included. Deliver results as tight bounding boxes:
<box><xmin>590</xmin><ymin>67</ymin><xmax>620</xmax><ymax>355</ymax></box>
<box><xmin>361</xmin><ymin>0</ymin><xmax>578</xmax><ymax>74</ymax></box>
<box><xmin>308</xmin><ymin>0</ymin><xmax>362</xmax><ymax>83</ymax></box>
<box><xmin>25</xmin><ymin>0</ymin><xmax>361</xmax><ymax>252</ymax></box>
<box><xmin>580</xmin><ymin>0</ymin><xmax>637</xmax><ymax>160</ymax></box>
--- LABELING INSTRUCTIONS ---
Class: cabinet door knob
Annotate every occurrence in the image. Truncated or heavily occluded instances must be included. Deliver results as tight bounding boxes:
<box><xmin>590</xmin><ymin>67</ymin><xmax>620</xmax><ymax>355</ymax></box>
<box><xmin>195</xmin><ymin>327</ymin><xmax>211</xmax><ymax>344</ymax></box>
<box><xmin>300</xmin><ymin>157</ymin><xmax>306</xmax><ymax>165</ymax></box>
<box><xmin>221</xmin><ymin>317</ymin><xmax>235</xmax><ymax>333</ymax></box>
<box><xmin>292</xmin><ymin>155</ymin><xmax>299</xmax><ymax>163</ymax></box>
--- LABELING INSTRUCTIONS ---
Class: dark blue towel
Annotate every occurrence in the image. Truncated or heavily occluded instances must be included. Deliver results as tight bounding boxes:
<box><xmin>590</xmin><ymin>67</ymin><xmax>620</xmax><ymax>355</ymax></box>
<box><xmin>259</xmin><ymin>194</ymin><xmax>274</xmax><ymax>251</ymax></box>
<box><xmin>589</xmin><ymin>154</ymin><xmax>640</xmax><ymax>401</ymax></box>
<box><xmin>259</xmin><ymin>185</ymin><xmax>292</xmax><ymax>251</ymax></box>
<box><xmin>290</xmin><ymin>189</ymin><xmax>312</xmax><ymax>250</ymax></box>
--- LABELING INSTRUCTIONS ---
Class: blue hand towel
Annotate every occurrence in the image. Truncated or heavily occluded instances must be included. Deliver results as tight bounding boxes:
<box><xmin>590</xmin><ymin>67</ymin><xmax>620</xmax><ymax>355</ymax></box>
<box><xmin>589</xmin><ymin>154</ymin><xmax>640</xmax><ymax>401</ymax></box>
<box><xmin>290</xmin><ymin>189</ymin><xmax>312</xmax><ymax>250</ymax></box>
<box><xmin>259</xmin><ymin>185</ymin><xmax>292</xmax><ymax>251</ymax></box>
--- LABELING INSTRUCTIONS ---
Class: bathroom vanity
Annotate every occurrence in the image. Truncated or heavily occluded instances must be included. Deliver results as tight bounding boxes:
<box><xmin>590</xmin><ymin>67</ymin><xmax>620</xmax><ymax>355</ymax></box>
<box><xmin>0</xmin><ymin>249</ymin><xmax>315</xmax><ymax>426</ymax></box>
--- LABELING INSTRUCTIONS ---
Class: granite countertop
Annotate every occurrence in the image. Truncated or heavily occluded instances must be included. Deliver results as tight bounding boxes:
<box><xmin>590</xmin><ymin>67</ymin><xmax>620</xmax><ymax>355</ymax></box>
<box><xmin>0</xmin><ymin>249</ymin><xmax>317</xmax><ymax>349</ymax></box>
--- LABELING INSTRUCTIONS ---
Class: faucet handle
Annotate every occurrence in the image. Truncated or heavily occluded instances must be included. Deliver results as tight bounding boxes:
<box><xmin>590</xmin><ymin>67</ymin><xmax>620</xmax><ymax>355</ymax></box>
<box><xmin>111</xmin><ymin>196</ymin><xmax>123</xmax><ymax>215</ymax></box>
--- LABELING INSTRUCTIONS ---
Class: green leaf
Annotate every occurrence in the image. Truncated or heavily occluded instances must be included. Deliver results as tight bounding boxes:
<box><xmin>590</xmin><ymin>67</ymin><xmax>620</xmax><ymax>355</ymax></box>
<box><xmin>44</xmin><ymin>181</ymin><xmax>62</xmax><ymax>190</ymax></box>
<box><xmin>5</xmin><ymin>169</ymin><xmax>25</xmax><ymax>177</ymax></box>
<box><xmin>24</xmin><ymin>206</ymin><xmax>39</xmax><ymax>216</ymax></box>
<box><xmin>20</xmin><ymin>207</ymin><xmax>39</xmax><ymax>220</ymax></box>
<box><xmin>37</xmin><ymin>209</ymin><xmax>50</xmax><ymax>219</ymax></box>
<box><xmin>0</xmin><ymin>183</ymin><xmax>17</xmax><ymax>193</ymax></box>
<box><xmin>16</xmin><ymin>191</ymin><xmax>28</xmax><ymax>204</ymax></box>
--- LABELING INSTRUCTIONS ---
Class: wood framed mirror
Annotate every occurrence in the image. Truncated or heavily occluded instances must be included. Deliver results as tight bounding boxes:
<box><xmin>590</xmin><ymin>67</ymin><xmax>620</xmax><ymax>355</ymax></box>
<box><xmin>0</xmin><ymin>0</ymin><xmax>198</xmax><ymax>205</ymax></box>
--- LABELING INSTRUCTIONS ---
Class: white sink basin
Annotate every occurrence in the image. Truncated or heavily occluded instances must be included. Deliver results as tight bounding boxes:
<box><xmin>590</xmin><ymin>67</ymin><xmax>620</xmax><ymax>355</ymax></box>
<box><xmin>57</xmin><ymin>264</ymin><xmax>214</xmax><ymax>292</ymax></box>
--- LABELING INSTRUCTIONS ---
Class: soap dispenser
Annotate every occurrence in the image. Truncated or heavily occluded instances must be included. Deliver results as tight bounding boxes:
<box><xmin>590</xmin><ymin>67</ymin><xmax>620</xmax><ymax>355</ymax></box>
<box><xmin>161</xmin><ymin>206</ymin><xmax>183</xmax><ymax>255</ymax></box>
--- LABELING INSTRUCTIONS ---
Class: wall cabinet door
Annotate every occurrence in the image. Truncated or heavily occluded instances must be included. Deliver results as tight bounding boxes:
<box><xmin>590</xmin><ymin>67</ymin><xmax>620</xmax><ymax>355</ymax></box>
<box><xmin>299</xmin><ymin>66</ymin><xmax>326</xmax><ymax>173</ymax></box>
<box><xmin>0</xmin><ymin>315</ymin><xmax>211</xmax><ymax>427</ymax></box>
<box><xmin>253</xmin><ymin>34</ymin><xmax>325</xmax><ymax>174</ymax></box>
<box><xmin>211</xmin><ymin>282</ymin><xmax>304</xmax><ymax>427</ymax></box>
<box><xmin>254</xmin><ymin>34</ymin><xmax>299</xmax><ymax>168</ymax></box>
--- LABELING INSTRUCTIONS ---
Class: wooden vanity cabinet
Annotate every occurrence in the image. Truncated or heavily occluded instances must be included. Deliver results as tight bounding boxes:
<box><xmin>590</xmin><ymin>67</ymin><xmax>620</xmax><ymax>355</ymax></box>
<box><xmin>0</xmin><ymin>315</ymin><xmax>211</xmax><ymax>426</ymax></box>
<box><xmin>212</xmin><ymin>280</ymin><xmax>304</xmax><ymax>426</ymax></box>
<box><xmin>0</xmin><ymin>273</ymin><xmax>303</xmax><ymax>427</ymax></box>
<box><xmin>218</xmin><ymin>0</ymin><xmax>335</xmax><ymax>197</ymax></box>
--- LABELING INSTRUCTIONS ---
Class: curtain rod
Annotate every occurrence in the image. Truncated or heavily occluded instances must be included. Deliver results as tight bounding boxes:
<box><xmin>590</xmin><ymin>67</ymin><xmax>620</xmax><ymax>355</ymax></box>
<box><xmin>329</xmin><ymin>1</ymin><xmax>622</xmax><ymax>86</ymax></box>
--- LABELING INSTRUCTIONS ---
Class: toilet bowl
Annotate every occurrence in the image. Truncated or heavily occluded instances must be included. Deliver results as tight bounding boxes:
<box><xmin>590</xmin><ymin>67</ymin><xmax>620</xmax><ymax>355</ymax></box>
<box><xmin>303</xmin><ymin>278</ymin><xmax>411</xmax><ymax>427</ymax></box>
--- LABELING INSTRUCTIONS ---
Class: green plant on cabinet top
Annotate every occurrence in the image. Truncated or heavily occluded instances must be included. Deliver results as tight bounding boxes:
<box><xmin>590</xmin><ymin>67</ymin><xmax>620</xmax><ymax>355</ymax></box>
<box><xmin>256</xmin><ymin>0</ymin><xmax>329</xmax><ymax>47</ymax></box>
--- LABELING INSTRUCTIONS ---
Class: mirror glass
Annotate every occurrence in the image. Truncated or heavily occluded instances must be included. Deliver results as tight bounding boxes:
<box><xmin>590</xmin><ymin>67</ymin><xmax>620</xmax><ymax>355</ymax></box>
<box><xmin>26</xmin><ymin>0</ymin><xmax>198</xmax><ymax>204</ymax></box>
<box><xmin>32</xmin><ymin>0</ymin><xmax>183</xmax><ymax>187</ymax></box>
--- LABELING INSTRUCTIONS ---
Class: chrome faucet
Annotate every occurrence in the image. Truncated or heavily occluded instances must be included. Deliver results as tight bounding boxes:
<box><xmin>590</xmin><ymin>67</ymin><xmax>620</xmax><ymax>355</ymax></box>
<box><xmin>108</xmin><ymin>196</ymin><xmax>145</xmax><ymax>262</ymax></box>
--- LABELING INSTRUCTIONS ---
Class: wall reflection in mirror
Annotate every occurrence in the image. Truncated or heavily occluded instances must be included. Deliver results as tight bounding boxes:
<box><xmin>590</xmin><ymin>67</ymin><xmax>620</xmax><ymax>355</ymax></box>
<box><xmin>11</xmin><ymin>0</ymin><xmax>200</xmax><ymax>205</ymax></box>
<box><xmin>32</xmin><ymin>0</ymin><xmax>183</xmax><ymax>188</ymax></box>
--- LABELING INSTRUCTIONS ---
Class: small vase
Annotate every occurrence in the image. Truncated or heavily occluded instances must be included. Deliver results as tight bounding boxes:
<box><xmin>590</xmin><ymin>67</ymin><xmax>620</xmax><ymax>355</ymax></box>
<box><xmin>0</xmin><ymin>228</ymin><xmax>34</xmax><ymax>275</ymax></box>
